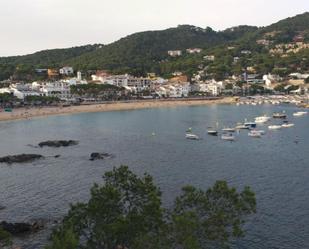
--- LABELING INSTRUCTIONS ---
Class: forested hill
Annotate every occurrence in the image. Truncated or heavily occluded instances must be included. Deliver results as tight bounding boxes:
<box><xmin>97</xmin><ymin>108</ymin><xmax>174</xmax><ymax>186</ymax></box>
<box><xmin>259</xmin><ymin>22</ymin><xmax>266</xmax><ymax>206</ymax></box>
<box><xmin>0</xmin><ymin>12</ymin><xmax>309</xmax><ymax>80</ymax></box>
<box><xmin>64</xmin><ymin>25</ymin><xmax>259</xmax><ymax>75</ymax></box>
<box><xmin>0</xmin><ymin>44</ymin><xmax>102</xmax><ymax>80</ymax></box>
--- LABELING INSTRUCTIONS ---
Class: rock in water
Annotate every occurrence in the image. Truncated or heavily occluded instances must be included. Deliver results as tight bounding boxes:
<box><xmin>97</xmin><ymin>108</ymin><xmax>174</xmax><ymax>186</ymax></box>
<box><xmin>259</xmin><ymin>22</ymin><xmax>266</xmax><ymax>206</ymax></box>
<box><xmin>0</xmin><ymin>221</ymin><xmax>44</xmax><ymax>235</ymax></box>
<box><xmin>38</xmin><ymin>140</ymin><xmax>79</xmax><ymax>148</ymax></box>
<box><xmin>0</xmin><ymin>154</ymin><xmax>43</xmax><ymax>164</ymax></box>
<box><xmin>0</xmin><ymin>222</ymin><xmax>32</xmax><ymax>235</ymax></box>
<box><xmin>90</xmin><ymin>152</ymin><xmax>113</xmax><ymax>161</ymax></box>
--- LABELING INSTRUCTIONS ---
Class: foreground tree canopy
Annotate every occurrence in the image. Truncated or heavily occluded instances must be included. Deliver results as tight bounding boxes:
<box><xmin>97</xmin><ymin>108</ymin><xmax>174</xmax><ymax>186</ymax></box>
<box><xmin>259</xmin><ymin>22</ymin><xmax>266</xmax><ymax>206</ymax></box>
<box><xmin>46</xmin><ymin>166</ymin><xmax>256</xmax><ymax>249</ymax></box>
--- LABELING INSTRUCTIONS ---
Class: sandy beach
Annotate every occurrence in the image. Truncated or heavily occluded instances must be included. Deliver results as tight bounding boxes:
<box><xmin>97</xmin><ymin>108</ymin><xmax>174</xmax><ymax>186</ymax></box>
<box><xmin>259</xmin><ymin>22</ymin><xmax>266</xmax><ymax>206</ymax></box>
<box><xmin>0</xmin><ymin>97</ymin><xmax>236</xmax><ymax>122</ymax></box>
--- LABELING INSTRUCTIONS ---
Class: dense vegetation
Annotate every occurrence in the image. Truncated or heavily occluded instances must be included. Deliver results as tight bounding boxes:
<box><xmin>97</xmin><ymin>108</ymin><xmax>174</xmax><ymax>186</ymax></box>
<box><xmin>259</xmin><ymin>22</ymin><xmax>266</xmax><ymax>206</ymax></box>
<box><xmin>0</xmin><ymin>227</ymin><xmax>11</xmax><ymax>247</ymax></box>
<box><xmin>45</xmin><ymin>166</ymin><xmax>256</xmax><ymax>249</ymax></box>
<box><xmin>0</xmin><ymin>45</ymin><xmax>101</xmax><ymax>81</ymax></box>
<box><xmin>0</xmin><ymin>12</ymin><xmax>308</xmax><ymax>81</ymax></box>
<box><xmin>71</xmin><ymin>84</ymin><xmax>126</xmax><ymax>100</ymax></box>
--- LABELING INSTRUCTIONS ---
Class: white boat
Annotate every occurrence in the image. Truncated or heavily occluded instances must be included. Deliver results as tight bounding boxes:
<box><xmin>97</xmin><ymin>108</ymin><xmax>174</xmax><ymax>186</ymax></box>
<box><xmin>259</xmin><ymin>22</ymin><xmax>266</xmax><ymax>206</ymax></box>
<box><xmin>248</xmin><ymin>131</ymin><xmax>262</xmax><ymax>138</ymax></box>
<box><xmin>293</xmin><ymin>111</ymin><xmax>307</xmax><ymax>117</ymax></box>
<box><xmin>235</xmin><ymin>123</ymin><xmax>249</xmax><ymax>129</ymax></box>
<box><xmin>221</xmin><ymin>134</ymin><xmax>235</xmax><ymax>141</ymax></box>
<box><xmin>255</xmin><ymin>115</ymin><xmax>271</xmax><ymax>124</ymax></box>
<box><xmin>207</xmin><ymin>130</ymin><xmax>218</xmax><ymax>136</ymax></box>
<box><xmin>244</xmin><ymin>122</ymin><xmax>257</xmax><ymax>128</ymax></box>
<box><xmin>273</xmin><ymin>112</ymin><xmax>287</xmax><ymax>119</ymax></box>
<box><xmin>268</xmin><ymin>125</ymin><xmax>282</xmax><ymax>130</ymax></box>
<box><xmin>222</xmin><ymin>127</ymin><xmax>236</xmax><ymax>132</ymax></box>
<box><xmin>250</xmin><ymin>129</ymin><xmax>266</xmax><ymax>135</ymax></box>
<box><xmin>281</xmin><ymin>123</ymin><xmax>294</xmax><ymax>128</ymax></box>
<box><xmin>186</xmin><ymin>133</ymin><xmax>199</xmax><ymax>140</ymax></box>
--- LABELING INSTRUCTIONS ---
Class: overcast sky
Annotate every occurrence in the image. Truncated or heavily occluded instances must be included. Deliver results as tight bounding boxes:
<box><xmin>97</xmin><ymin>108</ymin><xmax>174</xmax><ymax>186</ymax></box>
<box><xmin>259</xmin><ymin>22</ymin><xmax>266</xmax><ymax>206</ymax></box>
<box><xmin>0</xmin><ymin>0</ymin><xmax>308</xmax><ymax>56</ymax></box>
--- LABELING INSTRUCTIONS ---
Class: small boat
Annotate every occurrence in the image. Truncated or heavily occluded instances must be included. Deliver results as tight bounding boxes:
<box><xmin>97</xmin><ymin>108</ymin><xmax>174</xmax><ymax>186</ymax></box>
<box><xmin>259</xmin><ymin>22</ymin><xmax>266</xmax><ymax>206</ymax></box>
<box><xmin>273</xmin><ymin>112</ymin><xmax>287</xmax><ymax>119</ymax></box>
<box><xmin>255</xmin><ymin>115</ymin><xmax>271</xmax><ymax>124</ymax></box>
<box><xmin>293</xmin><ymin>111</ymin><xmax>307</xmax><ymax>117</ymax></box>
<box><xmin>185</xmin><ymin>133</ymin><xmax>199</xmax><ymax>140</ymax></box>
<box><xmin>222</xmin><ymin>127</ymin><xmax>236</xmax><ymax>132</ymax></box>
<box><xmin>4</xmin><ymin>108</ymin><xmax>12</xmax><ymax>112</ymax></box>
<box><xmin>186</xmin><ymin>127</ymin><xmax>192</xmax><ymax>132</ymax></box>
<box><xmin>268</xmin><ymin>125</ymin><xmax>282</xmax><ymax>130</ymax></box>
<box><xmin>281</xmin><ymin>123</ymin><xmax>294</xmax><ymax>128</ymax></box>
<box><xmin>207</xmin><ymin>129</ymin><xmax>218</xmax><ymax>136</ymax></box>
<box><xmin>221</xmin><ymin>133</ymin><xmax>235</xmax><ymax>141</ymax></box>
<box><xmin>235</xmin><ymin>123</ymin><xmax>249</xmax><ymax>129</ymax></box>
<box><xmin>244</xmin><ymin>122</ymin><xmax>257</xmax><ymax>129</ymax></box>
<box><xmin>255</xmin><ymin>130</ymin><xmax>266</xmax><ymax>135</ymax></box>
<box><xmin>248</xmin><ymin>131</ymin><xmax>262</xmax><ymax>138</ymax></box>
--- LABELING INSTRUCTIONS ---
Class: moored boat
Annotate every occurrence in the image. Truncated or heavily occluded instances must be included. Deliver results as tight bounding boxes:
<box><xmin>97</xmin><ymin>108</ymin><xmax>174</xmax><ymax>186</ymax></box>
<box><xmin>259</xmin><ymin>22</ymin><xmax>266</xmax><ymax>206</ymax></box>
<box><xmin>248</xmin><ymin>130</ymin><xmax>262</xmax><ymax>138</ymax></box>
<box><xmin>207</xmin><ymin>130</ymin><xmax>218</xmax><ymax>136</ymax></box>
<box><xmin>185</xmin><ymin>133</ymin><xmax>199</xmax><ymax>140</ymax></box>
<box><xmin>255</xmin><ymin>115</ymin><xmax>271</xmax><ymax>124</ymax></box>
<box><xmin>281</xmin><ymin>123</ymin><xmax>294</xmax><ymax>128</ymax></box>
<box><xmin>268</xmin><ymin>125</ymin><xmax>282</xmax><ymax>130</ymax></box>
<box><xmin>235</xmin><ymin>123</ymin><xmax>249</xmax><ymax>129</ymax></box>
<box><xmin>221</xmin><ymin>133</ymin><xmax>235</xmax><ymax>141</ymax></box>
<box><xmin>244</xmin><ymin>122</ymin><xmax>257</xmax><ymax>129</ymax></box>
<box><xmin>293</xmin><ymin>111</ymin><xmax>307</xmax><ymax>117</ymax></box>
<box><xmin>273</xmin><ymin>112</ymin><xmax>287</xmax><ymax>119</ymax></box>
<box><xmin>222</xmin><ymin>127</ymin><xmax>236</xmax><ymax>132</ymax></box>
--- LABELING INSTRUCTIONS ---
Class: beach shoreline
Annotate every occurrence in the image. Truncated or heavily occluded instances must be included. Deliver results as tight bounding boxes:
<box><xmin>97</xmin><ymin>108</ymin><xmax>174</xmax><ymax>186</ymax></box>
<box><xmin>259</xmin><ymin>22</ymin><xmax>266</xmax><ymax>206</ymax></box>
<box><xmin>0</xmin><ymin>97</ymin><xmax>236</xmax><ymax>122</ymax></box>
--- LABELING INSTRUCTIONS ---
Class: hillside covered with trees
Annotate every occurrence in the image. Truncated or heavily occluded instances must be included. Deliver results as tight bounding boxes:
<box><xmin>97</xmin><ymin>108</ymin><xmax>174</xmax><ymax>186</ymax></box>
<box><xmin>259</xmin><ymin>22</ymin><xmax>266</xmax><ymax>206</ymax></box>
<box><xmin>0</xmin><ymin>12</ymin><xmax>308</xmax><ymax>81</ymax></box>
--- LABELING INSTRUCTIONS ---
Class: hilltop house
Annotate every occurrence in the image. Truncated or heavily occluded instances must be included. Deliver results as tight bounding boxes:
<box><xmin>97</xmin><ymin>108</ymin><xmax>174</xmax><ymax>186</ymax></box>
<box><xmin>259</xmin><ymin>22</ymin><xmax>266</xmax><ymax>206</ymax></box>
<box><xmin>168</xmin><ymin>50</ymin><xmax>182</xmax><ymax>57</ymax></box>
<box><xmin>186</xmin><ymin>48</ymin><xmax>202</xmax><ymax>54</ymax></box>
<box><xmin>59</xmin><ymin>67</ymin><xmax>74</xmax><ymax>76</ymax></box>
<box><xmin>203</xmin><ymin>55</ymin><xmax>215</xmax><ymax>61</ymax></box>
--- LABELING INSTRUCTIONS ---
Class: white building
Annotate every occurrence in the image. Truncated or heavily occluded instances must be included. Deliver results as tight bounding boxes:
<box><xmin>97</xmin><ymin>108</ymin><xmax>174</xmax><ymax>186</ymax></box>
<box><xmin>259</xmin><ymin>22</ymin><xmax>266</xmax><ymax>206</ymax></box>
<box><xmin>92</xmin><ymin>74</ymin><xmax>152</xmax><ymax>92</ymax></box>
<box><xmin>233</xmin><ymin>57</ymin><xmax>240</xmax><ymax>63</ymax></box>
<box><xmin>91</xmin><ymin>71</ymin><xmax>110</xmax><ymax>82</ymax></box>
<box><xmin>186</xmin><ymin>48</ymin><xmax>202</xmax><ymax>54</ymax></box>
<box><xmin>59</xmin><ymin>67</ymin><xmax>74</xmax><ymax>75</ymax></box>
<box><xmin>165</xmin><ymin>82</ymin><xmax>190</xmax><ymax>98</ymax></box>
<box><xmin>263</xmin><ymin>74</ymin><xmax>282</xmax><ymax>88</ymax></box>
<box><xmin>0</xmin><ymin>87</ymin><xmax>12</xmax><ymax>94</ymax></box>
<box><xmin>9</xmin><ymin>84</ymin><xmax>42</xmax><ymax>99</ymax></box>
<box><xmin>241</xmin><ymin>50</ymin><xmax>252</xmax><ymax>55</ymax></box>
<box><xmin>127</xmin><ymin>77</ymin><xmax>152</xmax><ymax>92</ymax></box>
<box><xmin>38</xmin><ymin>82</ymin><xmax>71</xmax><ymax>100</ymax></box>
<box><xmin>207</xmin><ymin>83</ymin><xmax>221</xmax><ymax>96</ymax></box>
<box><xmin>203</xmin><ymin>55</ymin><xmax>215</xmax><ymax>61</ymax></box>
<box><xmin>168</xmin><ymin>50</ymin><xmax>182</xmax><ymax>57</ymax></box>
<box><xmin>289</xmin><ymin>73</ymin><xmax>309</xmax><ymax>79</ymax></box>
<box><xmin>77</xmin><ymin>71</ymin><xmax>82</xmax><ymax>81</ymax></box>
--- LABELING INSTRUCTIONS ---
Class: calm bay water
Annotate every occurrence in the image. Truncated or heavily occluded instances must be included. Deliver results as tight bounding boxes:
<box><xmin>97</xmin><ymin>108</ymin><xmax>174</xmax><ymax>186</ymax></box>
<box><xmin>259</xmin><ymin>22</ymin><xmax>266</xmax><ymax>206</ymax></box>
<box><xmin>0</xmin><ymin>104</ymin><xmax>308</xmax><ymax>249</ymax></box>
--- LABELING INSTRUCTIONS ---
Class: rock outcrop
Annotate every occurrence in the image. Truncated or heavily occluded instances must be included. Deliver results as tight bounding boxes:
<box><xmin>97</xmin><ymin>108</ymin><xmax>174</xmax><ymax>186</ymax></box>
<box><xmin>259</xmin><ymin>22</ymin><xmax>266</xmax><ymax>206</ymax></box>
<box><xmin>0</xmin><ymin>154</ymin><xmax>43</xmax><ymax>164</ymax></box>
<box><xmin>0</xmin><ymin>221</ymin><xmax>44</xmax><ymax>235</ymax></box>
<box><xmin>90</xmin><ymin>152</ymin><xmax>113</xmax><ymax>161</ymax></box>
<box><xmin>38</xmin><ymin>140</ymin><xmax>78</xmax><ymax>148</ymax></box>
